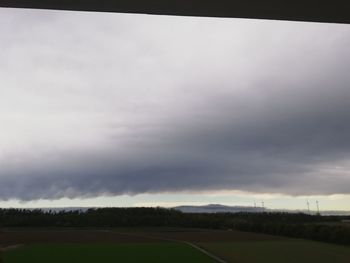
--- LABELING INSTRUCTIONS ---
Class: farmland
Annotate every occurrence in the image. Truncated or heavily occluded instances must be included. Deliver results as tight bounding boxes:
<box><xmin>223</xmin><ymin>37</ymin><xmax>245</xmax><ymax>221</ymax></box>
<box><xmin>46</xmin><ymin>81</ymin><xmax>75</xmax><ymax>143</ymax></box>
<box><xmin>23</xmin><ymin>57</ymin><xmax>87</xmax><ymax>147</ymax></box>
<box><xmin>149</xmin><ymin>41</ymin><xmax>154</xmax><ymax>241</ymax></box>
<box><xmin>199</xmin><ymin>241</ymin><xmax>350</xmax><ymax>263</ymax></box>
<box><xmin>3</xmin><ymin>243</ymin><xmax>215</xmax><ymax>263</ymax></box>
<box><xmin>1</xmin><ymin>227</ymin><xmax>350</xmax><ymax>263</ymax></box>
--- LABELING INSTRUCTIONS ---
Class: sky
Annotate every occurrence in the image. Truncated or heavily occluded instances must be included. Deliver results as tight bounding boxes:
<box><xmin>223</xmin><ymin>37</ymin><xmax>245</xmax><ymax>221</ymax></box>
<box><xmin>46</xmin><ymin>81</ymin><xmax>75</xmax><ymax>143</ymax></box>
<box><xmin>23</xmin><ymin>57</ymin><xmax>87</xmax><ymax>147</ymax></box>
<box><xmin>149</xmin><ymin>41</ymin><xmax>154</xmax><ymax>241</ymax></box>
<box><xmin>0</xmin><ymin>8</ymin><xmax>350</xmax><ymax>211</ymax></box>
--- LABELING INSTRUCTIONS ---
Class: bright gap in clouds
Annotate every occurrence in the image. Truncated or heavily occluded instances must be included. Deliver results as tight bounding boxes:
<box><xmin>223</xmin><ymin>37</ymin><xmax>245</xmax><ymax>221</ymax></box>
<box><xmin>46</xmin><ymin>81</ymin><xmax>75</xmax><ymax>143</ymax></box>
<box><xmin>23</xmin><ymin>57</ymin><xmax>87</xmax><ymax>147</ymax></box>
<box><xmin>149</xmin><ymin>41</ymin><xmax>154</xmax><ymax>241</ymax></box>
<box><xmin>0</xmin><ymin>8</ymin><xmax>350</xmax><ymax>210</ymax></box>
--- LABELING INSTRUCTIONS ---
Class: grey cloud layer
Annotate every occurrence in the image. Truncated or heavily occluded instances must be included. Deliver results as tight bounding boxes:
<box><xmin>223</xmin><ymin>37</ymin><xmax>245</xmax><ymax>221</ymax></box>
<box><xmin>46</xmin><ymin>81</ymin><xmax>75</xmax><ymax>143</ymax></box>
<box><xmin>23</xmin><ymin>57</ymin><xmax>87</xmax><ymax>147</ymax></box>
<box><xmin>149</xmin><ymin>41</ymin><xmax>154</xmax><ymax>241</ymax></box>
<box><xmin>0</xmin><ymin>9</ymin><xmax>350</xmax><ymax>200</ymax></box>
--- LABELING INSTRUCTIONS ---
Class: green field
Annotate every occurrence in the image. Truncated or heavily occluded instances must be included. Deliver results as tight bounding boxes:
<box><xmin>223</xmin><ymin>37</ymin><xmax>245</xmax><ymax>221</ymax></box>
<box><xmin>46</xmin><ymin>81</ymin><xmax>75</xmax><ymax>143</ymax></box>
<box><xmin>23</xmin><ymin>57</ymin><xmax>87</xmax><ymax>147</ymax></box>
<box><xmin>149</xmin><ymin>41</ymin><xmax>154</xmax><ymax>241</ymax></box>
<box><xmin>2</xmin><ymin>228</ymin><xmax>350</xmax><ymax>263</ymax></box>
<box><xmin>200</xmin><ymin>240</ymin><xmax>350</xmax><ymax>263</ymax></box>
<box><xmin>3</xmin><ymin>243</ymin><xmax>215</xmax><ymax>263</ymax></box>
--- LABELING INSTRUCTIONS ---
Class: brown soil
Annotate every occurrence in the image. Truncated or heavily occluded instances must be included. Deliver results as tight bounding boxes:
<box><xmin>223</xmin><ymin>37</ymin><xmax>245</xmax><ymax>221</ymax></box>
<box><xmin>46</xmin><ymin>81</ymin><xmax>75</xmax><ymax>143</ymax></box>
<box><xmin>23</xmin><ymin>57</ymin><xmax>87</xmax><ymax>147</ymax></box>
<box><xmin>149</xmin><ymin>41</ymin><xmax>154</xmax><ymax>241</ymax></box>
<box><xmin>143</xmin><ymin>228</ymin><xmax>285</xmax><ymax>242</ymax></box>
<box><xmin>0</xmin><ymin>228</ymin><xmax>284</xmax><ymax>246</ymax></box>
<box><xmin>0</xmin><ymin>229</ymin><xmax>160</xmax><ymax>246</ymax></box>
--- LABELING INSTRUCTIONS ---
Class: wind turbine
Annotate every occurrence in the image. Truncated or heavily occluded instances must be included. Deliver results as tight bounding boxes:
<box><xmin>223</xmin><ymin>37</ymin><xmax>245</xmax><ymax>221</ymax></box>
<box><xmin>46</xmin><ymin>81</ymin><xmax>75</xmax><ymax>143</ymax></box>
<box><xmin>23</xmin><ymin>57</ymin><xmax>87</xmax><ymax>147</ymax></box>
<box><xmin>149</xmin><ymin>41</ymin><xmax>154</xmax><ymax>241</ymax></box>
<box><xmin>316</xmin><ymin>200</ymin><xmax>320</xmax><ymax>215</ymax></box>
<box><xmin>306</xmin><ymin>200</ymin><xmax>310</xmax><ymax>213</ymax></box>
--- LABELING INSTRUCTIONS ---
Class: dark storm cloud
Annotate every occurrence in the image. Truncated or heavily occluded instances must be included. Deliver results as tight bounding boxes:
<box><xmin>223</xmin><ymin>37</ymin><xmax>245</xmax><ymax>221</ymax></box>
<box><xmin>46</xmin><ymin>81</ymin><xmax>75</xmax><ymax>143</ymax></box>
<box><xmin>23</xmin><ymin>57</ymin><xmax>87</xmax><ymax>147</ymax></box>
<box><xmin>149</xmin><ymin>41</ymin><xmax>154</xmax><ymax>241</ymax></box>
<box><xmin>0</xmin><ymin>8</ymin><xmax>350</xmax><ymax>200</ymax></box>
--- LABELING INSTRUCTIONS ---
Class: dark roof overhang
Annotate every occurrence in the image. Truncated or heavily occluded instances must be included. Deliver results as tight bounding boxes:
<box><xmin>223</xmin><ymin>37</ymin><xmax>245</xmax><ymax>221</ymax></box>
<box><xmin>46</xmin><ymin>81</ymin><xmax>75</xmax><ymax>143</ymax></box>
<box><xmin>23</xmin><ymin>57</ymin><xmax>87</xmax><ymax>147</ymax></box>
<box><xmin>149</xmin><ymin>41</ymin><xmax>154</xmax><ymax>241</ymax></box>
<box><xmin>1</xmin><ymin>0</ymin><xmax>350</xmax><ymax>24</ymax></box>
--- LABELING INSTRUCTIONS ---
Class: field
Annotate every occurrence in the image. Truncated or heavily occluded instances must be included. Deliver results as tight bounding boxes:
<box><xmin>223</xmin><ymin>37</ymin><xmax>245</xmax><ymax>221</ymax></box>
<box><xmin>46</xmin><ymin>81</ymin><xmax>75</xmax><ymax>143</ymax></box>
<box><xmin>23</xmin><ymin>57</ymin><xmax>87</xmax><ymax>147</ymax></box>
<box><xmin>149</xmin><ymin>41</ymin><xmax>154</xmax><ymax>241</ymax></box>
<box><xmin>199</xmin><ymin>241</ymin><xmax>350</xmax><ymax>263</ymax></box>
<box><xmin>1</xmin><ymin>228</ymin><xmax>350</xmax><ymax>263</ymax></box>
<box><xmin>3</xmin><ymin>243</ymin><xmax>215</xmax><ymax>263</ymax></box>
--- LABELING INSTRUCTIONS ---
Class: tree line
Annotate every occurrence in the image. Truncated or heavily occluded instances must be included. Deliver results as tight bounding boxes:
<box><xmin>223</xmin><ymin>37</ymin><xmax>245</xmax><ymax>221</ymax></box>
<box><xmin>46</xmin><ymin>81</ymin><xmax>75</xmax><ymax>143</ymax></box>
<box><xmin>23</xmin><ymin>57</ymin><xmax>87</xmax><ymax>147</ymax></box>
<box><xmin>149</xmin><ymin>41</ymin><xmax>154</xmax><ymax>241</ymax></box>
<box><xmin>0</xmin><ymin>208</ymin><xmax>349</xmax><ymax>245</ymax></box>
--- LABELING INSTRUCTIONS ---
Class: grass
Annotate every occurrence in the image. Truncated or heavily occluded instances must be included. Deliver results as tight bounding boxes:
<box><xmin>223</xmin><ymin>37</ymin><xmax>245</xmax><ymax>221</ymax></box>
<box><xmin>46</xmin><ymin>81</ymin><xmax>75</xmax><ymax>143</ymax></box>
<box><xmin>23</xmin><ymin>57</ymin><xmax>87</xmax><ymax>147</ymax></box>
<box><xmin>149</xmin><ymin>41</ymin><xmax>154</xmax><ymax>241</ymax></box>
<box><xmin>199</xmin><ymin>240</ymin><xmax>350</xmax><ymax>263</ymax></box>
<box><xmin>3</xmin><ymin>243</ymin><xmax>216</xmax><ymax>263</ymax></box>
<box><xmin>2</xmin><ymin>228</ymin><xmax>350</xmax><ymax>263</ymax></box>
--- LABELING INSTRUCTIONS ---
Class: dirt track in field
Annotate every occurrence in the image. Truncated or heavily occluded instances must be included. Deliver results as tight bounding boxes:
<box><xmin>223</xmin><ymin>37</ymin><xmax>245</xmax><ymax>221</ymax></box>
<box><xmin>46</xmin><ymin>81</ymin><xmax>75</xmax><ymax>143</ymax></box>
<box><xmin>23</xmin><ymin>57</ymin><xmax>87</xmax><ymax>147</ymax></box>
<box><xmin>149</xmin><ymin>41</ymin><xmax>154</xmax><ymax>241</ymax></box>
<box><xmin>0</xmin><ymin>244</ymin><xmax>23</xmax><ymax>252</ymax></box>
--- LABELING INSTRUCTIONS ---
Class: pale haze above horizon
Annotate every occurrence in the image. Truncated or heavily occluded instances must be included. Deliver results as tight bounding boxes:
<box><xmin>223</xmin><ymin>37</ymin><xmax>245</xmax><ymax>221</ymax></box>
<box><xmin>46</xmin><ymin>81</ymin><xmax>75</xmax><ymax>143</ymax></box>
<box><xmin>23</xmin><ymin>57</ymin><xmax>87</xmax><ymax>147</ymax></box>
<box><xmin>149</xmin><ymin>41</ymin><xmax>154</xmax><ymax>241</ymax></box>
<box><xmin>1</xmin><ymin>8</ymin><xmax>350</xmax><ymax>211</ymax></box>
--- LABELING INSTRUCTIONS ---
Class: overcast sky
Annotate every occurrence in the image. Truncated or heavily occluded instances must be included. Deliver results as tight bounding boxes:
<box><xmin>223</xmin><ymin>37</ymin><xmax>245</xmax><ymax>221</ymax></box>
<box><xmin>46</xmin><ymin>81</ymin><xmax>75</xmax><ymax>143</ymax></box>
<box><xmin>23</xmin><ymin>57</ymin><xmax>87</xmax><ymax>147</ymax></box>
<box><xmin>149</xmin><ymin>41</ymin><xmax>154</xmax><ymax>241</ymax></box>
<box><xmin>0</xmin><ymin>8</ymin><xmax>350</xmax><ymax>210</ymax></box>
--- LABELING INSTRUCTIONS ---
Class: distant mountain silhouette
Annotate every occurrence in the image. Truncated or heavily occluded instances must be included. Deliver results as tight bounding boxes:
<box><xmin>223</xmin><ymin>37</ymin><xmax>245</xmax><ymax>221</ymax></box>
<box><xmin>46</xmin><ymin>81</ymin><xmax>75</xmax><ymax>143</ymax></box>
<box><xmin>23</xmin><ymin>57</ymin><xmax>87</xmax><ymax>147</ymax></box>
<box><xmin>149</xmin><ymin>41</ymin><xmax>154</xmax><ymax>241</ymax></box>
<box><xmin>173</xmin><ymin>204</ymin><xmax>350</xmax><ymax>215</ymax></box>
<box><xmin>174</xmin><ymin>204</ymin><xmax>265</xmax><ymax>213</ymax></box>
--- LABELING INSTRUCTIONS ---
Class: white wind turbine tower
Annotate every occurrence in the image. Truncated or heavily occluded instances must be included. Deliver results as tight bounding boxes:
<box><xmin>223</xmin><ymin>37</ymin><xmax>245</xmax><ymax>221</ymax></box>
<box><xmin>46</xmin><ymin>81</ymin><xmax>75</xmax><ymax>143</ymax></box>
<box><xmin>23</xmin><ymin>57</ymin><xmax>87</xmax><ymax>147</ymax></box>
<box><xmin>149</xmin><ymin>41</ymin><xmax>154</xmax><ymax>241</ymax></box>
<box><xmin>316</xmin><ymin>200</ymin><xmax>320</xmax><ymax>215</ymax></box>
<box><xmin>261</xmin><ymin>200</ymin><xmax>265</xmax><ymax>212</ymax></box>
<box><xmin>306</xmin><ymin>200</ymin><xmax>310</xmax><ymax>214</ymax></box>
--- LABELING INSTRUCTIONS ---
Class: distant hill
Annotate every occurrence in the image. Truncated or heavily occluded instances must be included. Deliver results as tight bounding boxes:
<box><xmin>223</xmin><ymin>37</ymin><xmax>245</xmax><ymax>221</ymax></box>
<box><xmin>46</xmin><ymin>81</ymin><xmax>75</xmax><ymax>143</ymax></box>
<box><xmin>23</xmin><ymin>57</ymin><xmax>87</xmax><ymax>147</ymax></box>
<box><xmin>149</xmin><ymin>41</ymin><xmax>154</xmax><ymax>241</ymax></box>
<box><xmin>173</xmin><ymin>204</ymin><xmax>350</xmax><ymax>216</ymax></box>
<box><xmin>173</xmin><ymin>204</ymin><xmax>265</xmax><ymax>213</ymax></box>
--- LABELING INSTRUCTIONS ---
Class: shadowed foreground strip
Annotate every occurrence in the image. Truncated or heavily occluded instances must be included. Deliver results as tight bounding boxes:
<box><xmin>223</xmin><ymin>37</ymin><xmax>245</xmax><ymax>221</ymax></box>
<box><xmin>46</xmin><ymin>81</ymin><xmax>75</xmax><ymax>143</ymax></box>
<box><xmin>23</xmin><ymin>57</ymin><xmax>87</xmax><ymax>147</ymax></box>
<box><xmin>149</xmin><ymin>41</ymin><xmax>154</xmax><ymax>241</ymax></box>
<box><xmin>3</xmin><ymin>243</ymin><xmax>216</xmax><ymax>263</ymax></box>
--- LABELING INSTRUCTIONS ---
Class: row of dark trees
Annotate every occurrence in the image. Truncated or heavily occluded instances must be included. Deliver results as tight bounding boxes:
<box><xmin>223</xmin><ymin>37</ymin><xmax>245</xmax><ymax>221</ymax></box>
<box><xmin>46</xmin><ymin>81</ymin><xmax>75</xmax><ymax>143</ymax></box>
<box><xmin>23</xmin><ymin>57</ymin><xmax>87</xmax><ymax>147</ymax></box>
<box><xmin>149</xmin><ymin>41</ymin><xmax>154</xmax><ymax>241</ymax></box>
<box><xmin>0</xmin><ymin>208</ymin><xmax>349</xmax><ymax>245</ymax></box>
